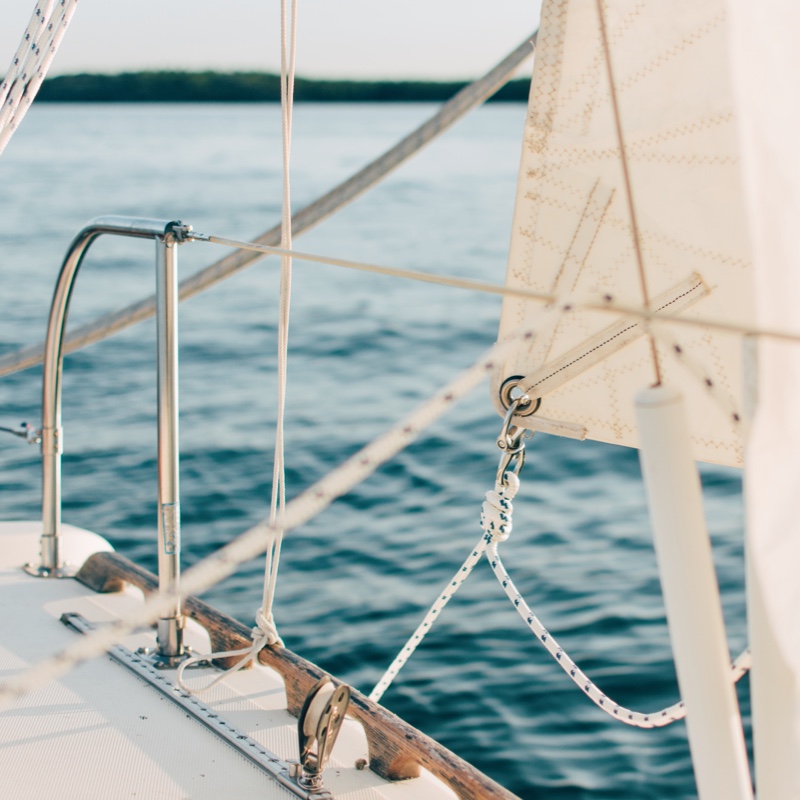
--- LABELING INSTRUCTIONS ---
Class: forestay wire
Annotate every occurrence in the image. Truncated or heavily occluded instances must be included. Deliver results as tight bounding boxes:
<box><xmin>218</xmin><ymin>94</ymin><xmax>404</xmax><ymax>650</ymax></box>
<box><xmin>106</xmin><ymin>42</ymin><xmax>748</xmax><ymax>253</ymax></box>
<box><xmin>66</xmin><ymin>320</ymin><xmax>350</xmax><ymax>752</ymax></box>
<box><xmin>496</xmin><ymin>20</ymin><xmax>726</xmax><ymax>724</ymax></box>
<box><xmin>0</xmin><ymin>0</ymin><xmax>78</xmax><ymax>157</ymax></box>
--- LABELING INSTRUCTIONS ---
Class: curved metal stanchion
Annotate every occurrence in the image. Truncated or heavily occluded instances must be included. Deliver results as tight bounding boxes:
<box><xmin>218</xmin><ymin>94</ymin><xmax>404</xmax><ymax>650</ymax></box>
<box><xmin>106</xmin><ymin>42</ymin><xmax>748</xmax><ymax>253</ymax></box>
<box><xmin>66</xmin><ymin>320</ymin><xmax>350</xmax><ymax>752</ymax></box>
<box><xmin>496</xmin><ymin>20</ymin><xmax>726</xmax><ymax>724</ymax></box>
<box><xmin>27</xmin><ymin>215</ymin><xmax>189</xmax><ymax>661</ymax></box>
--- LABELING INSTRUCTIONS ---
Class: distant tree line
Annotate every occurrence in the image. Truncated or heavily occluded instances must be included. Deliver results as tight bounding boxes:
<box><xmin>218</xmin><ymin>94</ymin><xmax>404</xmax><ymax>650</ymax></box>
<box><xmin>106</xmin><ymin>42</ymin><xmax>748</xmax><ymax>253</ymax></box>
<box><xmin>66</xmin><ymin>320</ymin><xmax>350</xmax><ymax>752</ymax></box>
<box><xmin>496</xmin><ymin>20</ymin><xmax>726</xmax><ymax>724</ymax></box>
<box><xmin>36</xmin><ymin>71</ymin><xmax>530</xmax><ymax>103</ymax></box>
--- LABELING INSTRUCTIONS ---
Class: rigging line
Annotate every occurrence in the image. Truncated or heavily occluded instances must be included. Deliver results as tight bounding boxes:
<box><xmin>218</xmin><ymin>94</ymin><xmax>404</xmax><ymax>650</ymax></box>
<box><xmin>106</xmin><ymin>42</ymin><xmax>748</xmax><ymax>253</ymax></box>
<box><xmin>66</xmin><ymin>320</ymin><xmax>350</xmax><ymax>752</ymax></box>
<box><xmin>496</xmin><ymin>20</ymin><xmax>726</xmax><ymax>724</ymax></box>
<box><xmin>594</xmin><ymin>0</ymin><xmax>662</xmax><ymax>386</ymax></box>
<box><xmin>0</xmin><ymin>0</ymin><xmax>79</xmax><ymax>157</ymax></box>
<box><xmin>2</xmin><ymin>238</ymin><xmax>800</xmax><ymax>386</ymax></box>
<box><xmin>3</xmin><ymin>237</ymin><xmax>800</xmax><ymax>385</ymax></box>
<box><xmin>190</xmin><ymin>231</ymin><xmax>558</xmax><ymax>296</ymax></box>
<box><xmin>0</xmin><ymin>1</ymin><xmax>54</xmax><ymax>134</ymax></box>
<box><xmin>188</xmin><ymin>232</ymin><xmax>800</xmax><ymax>345</ymax></box>
<box><xmin>0</xmin><ymin>1</ymin><xmax>52</xmax><ymax>108</ymax></box>
<box><xmin>262</xmin><ymin>0</ymin><xmax>299</xmax><ymax>645</ymax></box>
<box><xmin>0</xmin><ymin>30</ymin><xmax>538</xmax><ymax>380</ymax></box>
<box><xmin>0</xmin><ymin>325</ymin><xmax>546</xmax><ymax>706</ymax></box>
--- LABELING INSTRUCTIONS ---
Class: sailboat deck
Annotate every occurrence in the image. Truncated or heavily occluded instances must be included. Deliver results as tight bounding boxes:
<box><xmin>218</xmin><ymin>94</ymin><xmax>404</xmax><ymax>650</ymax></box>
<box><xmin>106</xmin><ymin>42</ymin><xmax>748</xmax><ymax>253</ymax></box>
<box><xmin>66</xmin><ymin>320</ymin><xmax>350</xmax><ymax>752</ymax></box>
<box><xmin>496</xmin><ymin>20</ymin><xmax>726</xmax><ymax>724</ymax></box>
<box><xmin>0</xmin><ymin>522</ymin><xmax>455</xmax><ymax>800</ymax></box>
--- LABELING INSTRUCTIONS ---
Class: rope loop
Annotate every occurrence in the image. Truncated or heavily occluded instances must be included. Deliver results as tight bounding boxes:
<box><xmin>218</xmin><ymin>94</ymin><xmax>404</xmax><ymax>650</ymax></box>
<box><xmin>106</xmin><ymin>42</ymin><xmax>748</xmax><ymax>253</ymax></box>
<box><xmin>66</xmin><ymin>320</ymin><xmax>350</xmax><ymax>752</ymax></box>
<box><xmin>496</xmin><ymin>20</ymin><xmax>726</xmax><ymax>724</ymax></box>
<box><xmin>176</xmin><ymin>605</ymin><xmax>283</xmax><ymax>695</ymax></box>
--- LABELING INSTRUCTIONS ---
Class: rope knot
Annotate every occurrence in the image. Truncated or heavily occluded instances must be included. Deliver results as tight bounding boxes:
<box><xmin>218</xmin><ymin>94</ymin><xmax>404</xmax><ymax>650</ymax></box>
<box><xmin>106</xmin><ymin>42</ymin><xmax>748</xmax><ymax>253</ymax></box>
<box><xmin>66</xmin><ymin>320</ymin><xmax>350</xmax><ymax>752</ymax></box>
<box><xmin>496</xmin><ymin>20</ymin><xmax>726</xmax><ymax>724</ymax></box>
<box><xmin>480</xmin><ymin>472</ymin><xmax>519</xmax><ymax>543</ymax></box>
<box><xmin>253</xmin><ymin>608</ymin><xmax>284</xmax><ymax>648</ymax></box>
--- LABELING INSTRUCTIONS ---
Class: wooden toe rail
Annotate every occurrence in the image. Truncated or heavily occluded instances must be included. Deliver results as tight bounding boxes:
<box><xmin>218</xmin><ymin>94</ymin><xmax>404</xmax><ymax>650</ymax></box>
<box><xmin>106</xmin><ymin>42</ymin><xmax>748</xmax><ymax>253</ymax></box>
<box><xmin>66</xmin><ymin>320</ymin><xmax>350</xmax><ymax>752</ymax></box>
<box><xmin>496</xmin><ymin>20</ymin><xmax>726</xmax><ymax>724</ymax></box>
<box><xmin>76</xmin><ymin>551</ymin><xmax>518</xmax><ymax>800</ymax></box>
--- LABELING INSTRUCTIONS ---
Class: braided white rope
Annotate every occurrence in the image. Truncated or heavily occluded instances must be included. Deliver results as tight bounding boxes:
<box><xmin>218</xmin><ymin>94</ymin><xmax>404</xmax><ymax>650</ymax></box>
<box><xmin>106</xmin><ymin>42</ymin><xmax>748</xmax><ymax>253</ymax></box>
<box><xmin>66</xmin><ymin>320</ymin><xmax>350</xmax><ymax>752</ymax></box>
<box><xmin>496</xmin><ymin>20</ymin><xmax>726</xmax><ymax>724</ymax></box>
<box><xmin>368</xmin><ymin>474</ymin><xmax>521</xmax><ymax>703</ymax></box>
<box><xmin>370</xmin><ymin>468</ymin><xmax>751</xmax><ymax>727</ymax></box>
<box><xmin>0</xmin><ymin>0</ymin><xmax>78</xmax><ymax>157</ymax></box>
<box><xmin>483</xmin><ymin>476</ymin><xmax>752</xmax><ymax>729</ymax></box>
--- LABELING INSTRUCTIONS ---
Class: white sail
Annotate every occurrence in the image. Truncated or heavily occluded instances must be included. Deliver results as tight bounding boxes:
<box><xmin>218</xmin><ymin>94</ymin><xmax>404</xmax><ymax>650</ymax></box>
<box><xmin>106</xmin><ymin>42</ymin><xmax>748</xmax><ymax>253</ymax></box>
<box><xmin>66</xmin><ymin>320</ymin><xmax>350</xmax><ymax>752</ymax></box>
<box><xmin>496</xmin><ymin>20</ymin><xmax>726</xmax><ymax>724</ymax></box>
<box><xmin>494</xmin><ymin>0</ymin><xmax>753</xmax><ymax>468</ymax></box>
<box><xmin>727</xmin><ymin>1</ymin><xmax>800</xmax><ymax>796</ymax></box>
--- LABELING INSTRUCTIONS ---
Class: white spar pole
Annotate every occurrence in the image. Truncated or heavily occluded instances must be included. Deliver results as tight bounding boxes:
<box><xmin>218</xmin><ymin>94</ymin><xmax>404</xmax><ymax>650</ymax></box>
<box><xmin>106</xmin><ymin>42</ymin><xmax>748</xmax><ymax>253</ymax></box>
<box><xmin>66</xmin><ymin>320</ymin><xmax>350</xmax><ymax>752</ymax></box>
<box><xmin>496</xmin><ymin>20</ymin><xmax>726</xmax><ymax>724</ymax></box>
<box><xmin>636</xmin><ymin>385</ymin><xmax>752</xmax><ymax>800</ymax></box>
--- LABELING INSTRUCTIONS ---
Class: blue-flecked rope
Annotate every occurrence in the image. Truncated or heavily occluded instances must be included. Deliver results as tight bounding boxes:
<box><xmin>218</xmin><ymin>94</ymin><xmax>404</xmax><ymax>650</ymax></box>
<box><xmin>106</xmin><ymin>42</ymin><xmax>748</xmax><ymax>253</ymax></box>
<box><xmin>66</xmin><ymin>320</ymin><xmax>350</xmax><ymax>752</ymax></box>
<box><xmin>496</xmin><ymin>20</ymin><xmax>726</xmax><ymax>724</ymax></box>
<box><xmin>371</xmin><ymin>471</ymin><xmax>751</xmax><ymax>728</ymax></box>
<box><xmin>483</xmin><ymin>475</ymin><xmax>751</xmax><ymax>728</ymax></box>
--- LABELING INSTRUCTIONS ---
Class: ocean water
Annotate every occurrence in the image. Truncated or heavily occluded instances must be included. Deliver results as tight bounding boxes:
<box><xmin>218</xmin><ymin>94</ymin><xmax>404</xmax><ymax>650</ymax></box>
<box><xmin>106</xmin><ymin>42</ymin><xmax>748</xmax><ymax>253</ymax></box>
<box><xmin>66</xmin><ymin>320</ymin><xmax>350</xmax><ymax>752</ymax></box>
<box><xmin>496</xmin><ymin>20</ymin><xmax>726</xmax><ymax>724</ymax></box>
<box><xmin>0</xmin><ymin>103</ymin><xmax>748</xmax><ymax>799</ymax></box>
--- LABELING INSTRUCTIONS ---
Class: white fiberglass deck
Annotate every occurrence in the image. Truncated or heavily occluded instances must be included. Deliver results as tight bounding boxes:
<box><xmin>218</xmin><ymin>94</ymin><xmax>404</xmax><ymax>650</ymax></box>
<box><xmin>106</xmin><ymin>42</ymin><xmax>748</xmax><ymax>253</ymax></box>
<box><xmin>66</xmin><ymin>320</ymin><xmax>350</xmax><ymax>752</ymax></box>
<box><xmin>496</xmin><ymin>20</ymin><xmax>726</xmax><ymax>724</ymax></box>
<box><xmin>0</xmin><ymin>522</ymin><xmax>455</xmax><ymax>800</ymax></box>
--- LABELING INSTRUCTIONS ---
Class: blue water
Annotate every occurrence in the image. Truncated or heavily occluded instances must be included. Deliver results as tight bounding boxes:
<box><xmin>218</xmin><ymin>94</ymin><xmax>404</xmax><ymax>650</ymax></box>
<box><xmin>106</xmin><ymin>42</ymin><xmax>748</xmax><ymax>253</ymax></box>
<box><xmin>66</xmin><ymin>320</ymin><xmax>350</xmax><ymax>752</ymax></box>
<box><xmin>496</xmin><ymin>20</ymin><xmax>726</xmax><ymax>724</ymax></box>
<box><xmin>0</xmin><ymin>104</ymin><xmax>748</xmax><ymax>798</ymax></box>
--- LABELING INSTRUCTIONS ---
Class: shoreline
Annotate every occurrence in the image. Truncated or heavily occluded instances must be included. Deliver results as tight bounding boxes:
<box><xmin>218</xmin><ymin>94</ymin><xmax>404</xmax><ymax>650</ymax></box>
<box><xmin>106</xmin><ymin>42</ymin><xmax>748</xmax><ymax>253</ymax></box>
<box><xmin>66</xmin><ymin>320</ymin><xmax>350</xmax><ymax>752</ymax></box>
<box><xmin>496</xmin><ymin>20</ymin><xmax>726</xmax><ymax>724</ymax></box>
<box><xmin>37</xmin><ymin>71</ymin><xmax>530</xmax><ymax>103</ymax></box>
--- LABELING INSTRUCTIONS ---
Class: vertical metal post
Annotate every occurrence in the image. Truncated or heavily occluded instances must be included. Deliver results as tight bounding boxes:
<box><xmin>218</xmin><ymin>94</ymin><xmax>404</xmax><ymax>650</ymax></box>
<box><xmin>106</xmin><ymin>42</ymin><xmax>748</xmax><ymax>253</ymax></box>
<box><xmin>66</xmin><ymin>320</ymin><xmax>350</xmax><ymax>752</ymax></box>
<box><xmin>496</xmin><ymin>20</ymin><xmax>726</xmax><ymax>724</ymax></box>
<box><xmin>155</xmin><ymin>233</ymin><xmax>184</xmax><ymax>659</ymax></box>
<box><xmin>37</xmin><ymin>424</ymin><xmax>64</xmax><ymax>574</ymax></box>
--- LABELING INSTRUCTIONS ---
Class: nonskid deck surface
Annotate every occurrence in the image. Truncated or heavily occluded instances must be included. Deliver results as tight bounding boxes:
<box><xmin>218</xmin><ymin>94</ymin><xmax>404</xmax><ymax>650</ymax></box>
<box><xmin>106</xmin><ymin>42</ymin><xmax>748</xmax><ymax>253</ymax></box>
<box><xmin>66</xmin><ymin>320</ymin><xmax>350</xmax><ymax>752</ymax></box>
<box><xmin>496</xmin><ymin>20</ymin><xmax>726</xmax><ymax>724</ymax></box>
<box><xmin>0</xmin><ymin>522</ymin><xmax>455</xmax><ymax>800</ymax></box>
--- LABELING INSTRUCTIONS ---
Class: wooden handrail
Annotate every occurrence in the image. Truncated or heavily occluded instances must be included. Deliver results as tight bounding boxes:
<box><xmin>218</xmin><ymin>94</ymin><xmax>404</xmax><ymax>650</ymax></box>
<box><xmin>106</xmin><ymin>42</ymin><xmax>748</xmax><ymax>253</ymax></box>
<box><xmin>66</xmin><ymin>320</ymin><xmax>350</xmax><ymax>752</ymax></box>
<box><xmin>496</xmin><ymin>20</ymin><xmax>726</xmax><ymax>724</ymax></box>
<box><xmin>76</xmin><ymin>551</ymin><xmax>519</xmax><ymax>799</ymax></box>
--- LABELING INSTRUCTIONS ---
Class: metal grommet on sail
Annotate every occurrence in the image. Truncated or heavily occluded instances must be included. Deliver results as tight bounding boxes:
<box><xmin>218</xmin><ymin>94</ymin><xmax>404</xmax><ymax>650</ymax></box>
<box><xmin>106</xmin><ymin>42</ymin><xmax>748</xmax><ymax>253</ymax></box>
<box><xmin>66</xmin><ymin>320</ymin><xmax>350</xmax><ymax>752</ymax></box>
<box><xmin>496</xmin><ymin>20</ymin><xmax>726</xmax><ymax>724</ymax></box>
<box><xmin>498</xmin><ymin>375</ymin><xmax>541</xmax><ymax>417</ymax></box>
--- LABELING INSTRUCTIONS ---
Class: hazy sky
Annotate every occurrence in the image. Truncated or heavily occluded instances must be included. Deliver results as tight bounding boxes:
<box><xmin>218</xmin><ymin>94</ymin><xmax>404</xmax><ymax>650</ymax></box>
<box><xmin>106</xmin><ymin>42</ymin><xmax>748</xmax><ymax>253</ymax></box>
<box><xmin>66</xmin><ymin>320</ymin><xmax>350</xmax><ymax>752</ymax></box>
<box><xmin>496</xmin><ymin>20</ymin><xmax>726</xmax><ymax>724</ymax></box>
<box><xmin>1</xmin><ymin>1</ymin><xmax>541</xmax><ymax>80</ymax></box>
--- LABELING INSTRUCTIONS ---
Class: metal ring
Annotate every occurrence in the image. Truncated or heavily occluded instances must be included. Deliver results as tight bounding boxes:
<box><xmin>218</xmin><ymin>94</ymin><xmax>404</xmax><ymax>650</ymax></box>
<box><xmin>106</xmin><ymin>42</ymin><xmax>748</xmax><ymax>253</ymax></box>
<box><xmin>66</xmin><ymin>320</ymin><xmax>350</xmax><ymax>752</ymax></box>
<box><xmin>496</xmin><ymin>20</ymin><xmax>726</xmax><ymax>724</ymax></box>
<box><xmin>498</xmin><ymin>376</ymin><xmax>541</xmax><ymax>417</ymax></box>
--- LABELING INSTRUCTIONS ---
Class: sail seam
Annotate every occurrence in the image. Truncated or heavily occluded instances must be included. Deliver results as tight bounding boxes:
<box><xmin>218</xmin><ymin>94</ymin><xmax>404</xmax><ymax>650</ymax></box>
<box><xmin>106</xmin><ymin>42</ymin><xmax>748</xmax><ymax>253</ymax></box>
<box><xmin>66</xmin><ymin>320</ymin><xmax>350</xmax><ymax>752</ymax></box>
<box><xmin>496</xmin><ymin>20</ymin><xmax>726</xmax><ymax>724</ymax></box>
<box><xmin>594</xmin><ymin>0</ymin><xmax>661</xmax><ymax>384</ymax></box>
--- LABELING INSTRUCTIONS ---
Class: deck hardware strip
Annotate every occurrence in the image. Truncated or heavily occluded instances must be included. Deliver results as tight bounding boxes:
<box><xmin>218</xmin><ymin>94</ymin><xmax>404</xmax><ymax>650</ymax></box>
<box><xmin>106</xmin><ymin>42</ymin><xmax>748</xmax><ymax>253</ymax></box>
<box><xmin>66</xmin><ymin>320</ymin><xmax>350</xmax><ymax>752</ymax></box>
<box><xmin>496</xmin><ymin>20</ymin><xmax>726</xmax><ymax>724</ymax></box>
<box><xmin>60</xmin><ymin>612</ymin><xmax>334</xmax><ymax>800</ymax></box>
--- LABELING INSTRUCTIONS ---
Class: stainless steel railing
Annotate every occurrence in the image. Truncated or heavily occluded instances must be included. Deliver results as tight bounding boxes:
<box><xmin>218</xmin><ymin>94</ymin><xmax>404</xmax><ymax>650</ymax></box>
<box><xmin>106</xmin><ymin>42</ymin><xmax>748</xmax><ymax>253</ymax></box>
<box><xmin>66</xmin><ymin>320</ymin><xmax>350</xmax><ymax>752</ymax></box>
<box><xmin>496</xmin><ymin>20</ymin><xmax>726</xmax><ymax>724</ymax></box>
<box><xmin>28</xmin><ymin>215</ymin><xmax>189</xmax><ymax>660</ymax></box>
